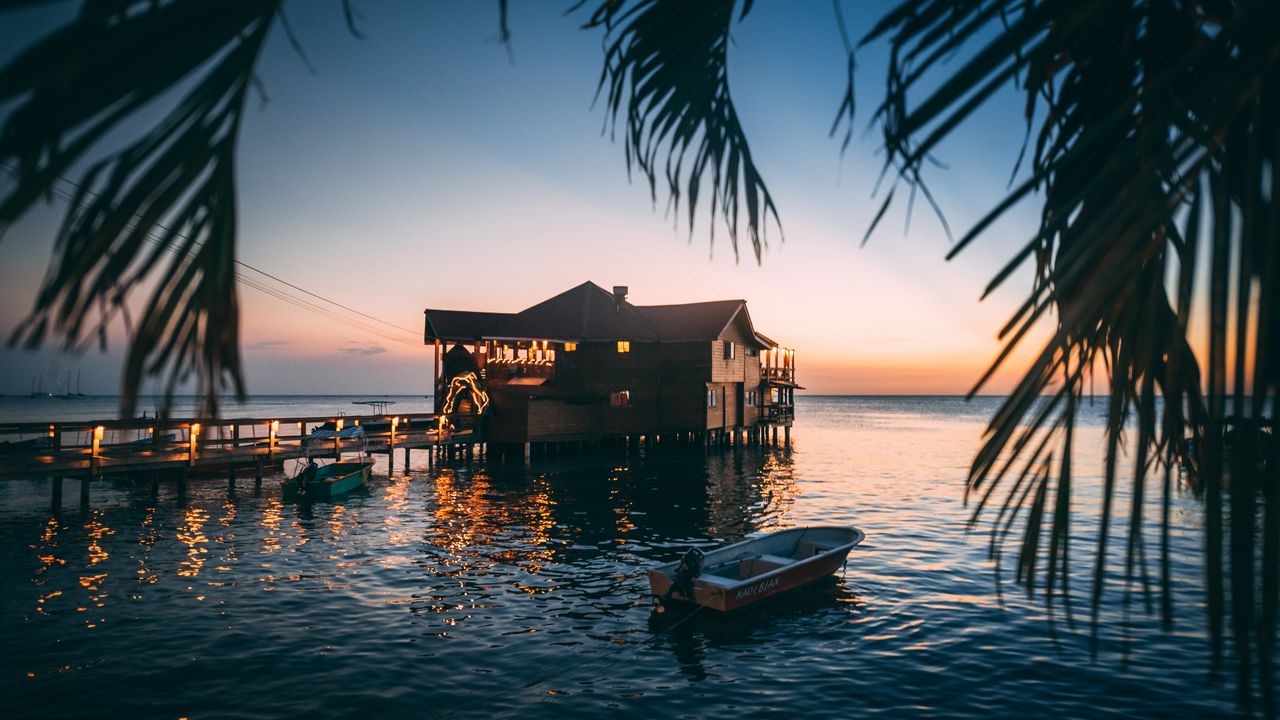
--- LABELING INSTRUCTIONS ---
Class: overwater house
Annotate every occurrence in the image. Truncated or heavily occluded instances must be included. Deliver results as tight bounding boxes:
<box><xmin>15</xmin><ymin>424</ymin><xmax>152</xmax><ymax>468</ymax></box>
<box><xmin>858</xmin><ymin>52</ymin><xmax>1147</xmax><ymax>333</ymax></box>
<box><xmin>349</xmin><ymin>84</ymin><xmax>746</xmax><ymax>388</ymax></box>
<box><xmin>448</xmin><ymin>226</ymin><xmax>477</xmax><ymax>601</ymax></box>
<box><xmin>423</xmin><ymin>282</ymin><xmax>799</xmax><ymax>454</ymax></box>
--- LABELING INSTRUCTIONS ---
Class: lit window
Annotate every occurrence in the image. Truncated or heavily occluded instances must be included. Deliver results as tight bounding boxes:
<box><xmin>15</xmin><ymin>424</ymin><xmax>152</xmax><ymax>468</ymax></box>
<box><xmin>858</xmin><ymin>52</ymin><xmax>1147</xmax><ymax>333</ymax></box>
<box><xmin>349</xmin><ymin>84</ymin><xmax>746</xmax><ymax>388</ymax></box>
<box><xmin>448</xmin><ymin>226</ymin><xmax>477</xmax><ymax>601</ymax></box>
<box><xmin>617</xmin><ymin>340</ymin><xmax>631</xmax><ymax>353</ymax></box>
<box><xmin>610</xmin><ymin>390</ymin><xmax>631</xmax><ymax>408</ymax></box>
<box><xmin>564</xmin><ymin>342</ymin><xmax>577</xmax><ymax>352</ymax></box>
<box><xmin>708</xmin><ymin>388</ymin><xmax>718</xmax><ymax>408</ymax></box>
<box><xmin>724</xmin><ymin>341</ymin><xmax>735</xmax><ymax>359</ymax></box>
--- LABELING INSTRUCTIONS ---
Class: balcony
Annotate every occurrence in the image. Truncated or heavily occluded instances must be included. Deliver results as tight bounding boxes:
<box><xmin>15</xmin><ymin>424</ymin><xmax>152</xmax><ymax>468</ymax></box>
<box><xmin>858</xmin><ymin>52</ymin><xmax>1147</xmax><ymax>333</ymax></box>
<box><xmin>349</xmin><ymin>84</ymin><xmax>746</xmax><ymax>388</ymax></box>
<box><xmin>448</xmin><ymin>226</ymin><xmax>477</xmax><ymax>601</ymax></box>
<box><xmin>761</xmin><ymin>366</ymin><xmax>796</xmax><ymax>383</ymax></box>
<box><xmin>761</xmin><ymin>405</ymin><xmax>794</xmax><ymax>424</ymax></box>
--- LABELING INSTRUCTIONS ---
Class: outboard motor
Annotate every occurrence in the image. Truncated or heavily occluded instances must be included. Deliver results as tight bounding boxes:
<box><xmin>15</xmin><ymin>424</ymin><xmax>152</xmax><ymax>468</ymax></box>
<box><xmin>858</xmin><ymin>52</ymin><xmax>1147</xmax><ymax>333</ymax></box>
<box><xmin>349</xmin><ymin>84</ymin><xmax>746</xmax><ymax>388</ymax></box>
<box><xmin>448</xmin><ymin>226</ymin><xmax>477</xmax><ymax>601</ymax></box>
<box><xmin>296</xmin><ymin>461</ymin><xmax>319</xmax><ymax>495</ymax></box>
<box><xmin>656</xmin><ymin>547</ymin><xmax>705</xmax><ymax>614</ymax></box>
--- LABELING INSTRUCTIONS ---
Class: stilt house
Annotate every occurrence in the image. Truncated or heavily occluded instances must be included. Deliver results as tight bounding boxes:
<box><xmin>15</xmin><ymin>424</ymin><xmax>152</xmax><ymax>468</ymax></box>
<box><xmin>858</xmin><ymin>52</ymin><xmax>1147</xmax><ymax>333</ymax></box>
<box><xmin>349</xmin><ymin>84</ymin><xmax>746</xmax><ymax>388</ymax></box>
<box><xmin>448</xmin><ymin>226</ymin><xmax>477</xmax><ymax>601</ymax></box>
<box><xmin>423</xmin><ymin>282</ymin><xmax>798</xmax><ymax>448</ymax></box>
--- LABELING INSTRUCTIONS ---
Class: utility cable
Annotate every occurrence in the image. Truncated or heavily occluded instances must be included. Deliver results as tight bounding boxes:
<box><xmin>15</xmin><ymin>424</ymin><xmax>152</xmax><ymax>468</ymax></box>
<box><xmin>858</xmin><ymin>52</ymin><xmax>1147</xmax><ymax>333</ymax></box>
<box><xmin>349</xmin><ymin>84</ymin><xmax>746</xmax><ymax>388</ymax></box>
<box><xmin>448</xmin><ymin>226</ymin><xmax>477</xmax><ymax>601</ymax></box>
<box><xmin>1</xmin><ymin>164</ymin><xmax>422</xmax><ymax>346</ymax></box>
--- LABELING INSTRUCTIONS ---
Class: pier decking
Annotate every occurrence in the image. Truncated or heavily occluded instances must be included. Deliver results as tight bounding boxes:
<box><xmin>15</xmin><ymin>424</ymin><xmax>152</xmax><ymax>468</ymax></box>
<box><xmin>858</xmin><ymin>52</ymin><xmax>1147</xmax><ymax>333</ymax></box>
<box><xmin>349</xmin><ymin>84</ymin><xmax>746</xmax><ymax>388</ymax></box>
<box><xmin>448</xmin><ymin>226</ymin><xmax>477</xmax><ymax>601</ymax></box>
<box><xmin>0</xmin><ymin>413</ymin><xmax>478</xmax><ymax>482</ymax></box>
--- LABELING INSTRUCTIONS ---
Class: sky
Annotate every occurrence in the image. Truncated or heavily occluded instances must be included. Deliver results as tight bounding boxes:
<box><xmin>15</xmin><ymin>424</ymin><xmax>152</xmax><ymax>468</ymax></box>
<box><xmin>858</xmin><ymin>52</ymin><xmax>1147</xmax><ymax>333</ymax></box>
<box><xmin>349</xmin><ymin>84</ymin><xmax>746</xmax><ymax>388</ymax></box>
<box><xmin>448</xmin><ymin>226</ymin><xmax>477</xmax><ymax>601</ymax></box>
<box><xmin>0</xmin><ymin>1</ymin><xmax>1052</xmax><ymax>397</ymax></box>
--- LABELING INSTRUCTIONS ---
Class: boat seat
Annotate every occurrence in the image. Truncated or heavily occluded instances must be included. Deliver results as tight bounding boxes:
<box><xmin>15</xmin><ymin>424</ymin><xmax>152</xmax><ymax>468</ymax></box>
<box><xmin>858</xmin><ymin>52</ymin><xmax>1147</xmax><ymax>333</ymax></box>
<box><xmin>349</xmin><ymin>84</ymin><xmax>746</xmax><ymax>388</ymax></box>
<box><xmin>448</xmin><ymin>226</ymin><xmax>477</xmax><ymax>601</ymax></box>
<box><xmin>697</xmin><ymin>574</ymin><xmax>737</xmax><ymax>588</ymax></box>
<box><xmin>757</xmin><ymin>554</ymin><xmax>793</xmax><ymax>567</ymax></box>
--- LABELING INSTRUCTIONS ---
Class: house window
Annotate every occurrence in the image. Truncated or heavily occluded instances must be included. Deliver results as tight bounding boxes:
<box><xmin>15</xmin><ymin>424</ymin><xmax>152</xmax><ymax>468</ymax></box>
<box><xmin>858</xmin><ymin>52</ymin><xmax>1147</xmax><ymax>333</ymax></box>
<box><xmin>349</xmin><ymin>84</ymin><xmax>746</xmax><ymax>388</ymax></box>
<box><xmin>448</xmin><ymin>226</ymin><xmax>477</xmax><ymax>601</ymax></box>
<box><xmin>610</xmin><ymin>390</ymin><xmax>631</xmax><ymax>408</ymax></box>
<box><xmin>564</xmin><ymin>342</ymin><xmax>577</xmax><ymax>352</ymax></box>
<box><xmin>708</xmin><ymin>388</ymin><xmax>718</xmax><ymax>408</ymax></box>
<box><xmin>771</xmin><ymin>388</ymin><xmax>780</xmax><ymax>403</ymax></box>
<box><xmin>617</xmin><ymin>340</ymin><xmax>631</xmax><ymax>353</ymax></box>
<box><xmin>724</xmin><ymin>341</ymin><xmax>735</xmax><ymax>359</ymax></box>
<box><xmin>746</xmin><ymin>347</ymin><xmax>757</xmax><ymax>357</ymax></box>
<box><xmin>747</xmin><ymin>390</ymin><xmax>756</xmax><ymax>405</ymax></box>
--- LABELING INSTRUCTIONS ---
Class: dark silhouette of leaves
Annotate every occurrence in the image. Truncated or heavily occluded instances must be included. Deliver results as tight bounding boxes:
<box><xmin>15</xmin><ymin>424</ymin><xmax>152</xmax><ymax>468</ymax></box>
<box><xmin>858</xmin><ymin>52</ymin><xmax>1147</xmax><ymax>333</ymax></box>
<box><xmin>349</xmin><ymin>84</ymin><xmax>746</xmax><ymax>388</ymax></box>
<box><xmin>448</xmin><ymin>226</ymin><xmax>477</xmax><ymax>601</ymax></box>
<box><xmin>577</xmin><ymin>0</ymin><xmax>781</xmax><ymax>262</ymax></box>
<box><xmin>864</xmin><ymin>0</ymin><xmax>1279</xmax><ymax>711</ymax></box>
<box><xmin>0</xmin><ymin>0</ymin><xmax>282</xmax><ymax>417</ymax></box>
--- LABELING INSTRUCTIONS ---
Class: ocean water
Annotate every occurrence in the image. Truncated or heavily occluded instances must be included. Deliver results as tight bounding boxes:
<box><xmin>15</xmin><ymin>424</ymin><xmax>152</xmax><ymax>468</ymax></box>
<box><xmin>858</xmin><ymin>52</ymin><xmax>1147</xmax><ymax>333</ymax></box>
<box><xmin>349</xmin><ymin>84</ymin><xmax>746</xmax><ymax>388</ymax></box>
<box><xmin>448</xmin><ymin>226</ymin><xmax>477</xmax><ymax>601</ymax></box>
<box><xmin>0</xmin><ymin>396</ymin><xmax>1236</xmax><ymax>718</ymax></box>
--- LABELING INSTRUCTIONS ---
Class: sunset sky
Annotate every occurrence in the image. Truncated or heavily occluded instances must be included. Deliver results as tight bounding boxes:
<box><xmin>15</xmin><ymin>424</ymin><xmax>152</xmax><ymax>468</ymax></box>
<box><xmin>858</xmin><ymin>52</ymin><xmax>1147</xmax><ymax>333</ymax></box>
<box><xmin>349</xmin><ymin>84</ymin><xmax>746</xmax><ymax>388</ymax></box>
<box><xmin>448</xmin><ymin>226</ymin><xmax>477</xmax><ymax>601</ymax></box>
<box><xmin>0</xmin><ymin>1</ymin><xmax>1051</xmax><ymax>397</ymax></box>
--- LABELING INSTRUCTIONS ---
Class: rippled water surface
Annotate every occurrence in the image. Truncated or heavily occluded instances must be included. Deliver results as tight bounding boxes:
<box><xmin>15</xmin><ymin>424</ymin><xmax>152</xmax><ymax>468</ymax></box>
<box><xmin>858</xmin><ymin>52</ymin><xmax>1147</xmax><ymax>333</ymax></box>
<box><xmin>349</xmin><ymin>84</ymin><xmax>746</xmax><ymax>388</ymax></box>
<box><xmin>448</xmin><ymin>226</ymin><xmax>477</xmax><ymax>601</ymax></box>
<box><xmin>0</xmin><ymin>397</ymin><xmax>1236</xmax><ymax>718</ymax></box>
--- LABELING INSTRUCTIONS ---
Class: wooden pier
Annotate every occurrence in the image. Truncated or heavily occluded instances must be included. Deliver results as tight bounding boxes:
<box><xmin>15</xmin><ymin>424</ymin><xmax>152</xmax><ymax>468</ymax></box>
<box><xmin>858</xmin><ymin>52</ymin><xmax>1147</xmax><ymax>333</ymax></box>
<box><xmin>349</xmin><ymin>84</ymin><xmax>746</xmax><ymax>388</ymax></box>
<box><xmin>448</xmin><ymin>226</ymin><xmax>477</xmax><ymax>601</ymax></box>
<box><xmin>0</xmin><ymin>412</ymin><xmax>484</xmax><ymax>484</ymax></box>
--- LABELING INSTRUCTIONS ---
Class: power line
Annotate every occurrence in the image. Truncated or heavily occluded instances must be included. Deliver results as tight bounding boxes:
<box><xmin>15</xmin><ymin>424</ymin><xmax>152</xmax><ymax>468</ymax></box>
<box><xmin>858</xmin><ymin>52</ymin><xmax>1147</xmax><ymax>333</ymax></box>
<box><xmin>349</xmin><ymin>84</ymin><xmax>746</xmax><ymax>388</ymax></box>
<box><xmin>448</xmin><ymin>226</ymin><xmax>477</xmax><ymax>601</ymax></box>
<box><xmin>1</xmin><ymin>164</ymin><xmax>423</xmax><ymax>346</ymax></box>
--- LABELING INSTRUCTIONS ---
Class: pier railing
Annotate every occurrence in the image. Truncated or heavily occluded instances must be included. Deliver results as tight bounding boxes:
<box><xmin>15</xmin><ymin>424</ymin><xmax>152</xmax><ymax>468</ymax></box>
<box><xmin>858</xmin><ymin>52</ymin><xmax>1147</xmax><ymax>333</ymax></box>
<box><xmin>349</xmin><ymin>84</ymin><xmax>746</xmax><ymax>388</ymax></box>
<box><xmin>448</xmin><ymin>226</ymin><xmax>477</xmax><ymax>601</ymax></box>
<box><xmin>0</xmin><ymin>412</ymin><xmax>470</xmax><ymax>480</ymax></box>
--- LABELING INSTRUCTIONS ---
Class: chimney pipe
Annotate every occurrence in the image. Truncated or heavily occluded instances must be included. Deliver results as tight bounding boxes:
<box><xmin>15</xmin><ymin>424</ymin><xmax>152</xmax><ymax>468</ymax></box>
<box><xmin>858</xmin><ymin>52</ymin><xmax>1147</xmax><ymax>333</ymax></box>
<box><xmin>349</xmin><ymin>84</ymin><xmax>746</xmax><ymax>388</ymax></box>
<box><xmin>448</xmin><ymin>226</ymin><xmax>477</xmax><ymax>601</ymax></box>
<box><xmin>613</xmin><ymin>285</ymin><xmax>628</xmax><ymax>306</ymax></box>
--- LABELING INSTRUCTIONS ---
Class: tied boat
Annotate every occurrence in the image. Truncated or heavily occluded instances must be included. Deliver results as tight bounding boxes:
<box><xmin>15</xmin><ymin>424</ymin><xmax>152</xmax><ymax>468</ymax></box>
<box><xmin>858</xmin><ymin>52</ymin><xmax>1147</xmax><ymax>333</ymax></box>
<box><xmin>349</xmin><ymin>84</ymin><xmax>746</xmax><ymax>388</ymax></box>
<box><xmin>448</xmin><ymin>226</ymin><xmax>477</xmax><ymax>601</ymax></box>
<box><xmin>648</xmin><ymin>526</ymin><xmax>864</xmax><ymax>613</ymax></box>
<box><xmin>282</xmin><ymin>426</ymin><xmax>373</xmax><ymax>500</ymax></box>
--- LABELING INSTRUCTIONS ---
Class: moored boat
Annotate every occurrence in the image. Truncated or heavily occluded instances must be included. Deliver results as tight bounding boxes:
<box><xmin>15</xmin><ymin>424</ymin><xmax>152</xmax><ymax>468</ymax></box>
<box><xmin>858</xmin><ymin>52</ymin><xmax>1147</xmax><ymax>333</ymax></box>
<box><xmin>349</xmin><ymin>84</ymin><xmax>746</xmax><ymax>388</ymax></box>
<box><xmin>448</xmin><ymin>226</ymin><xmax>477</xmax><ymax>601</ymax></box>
<box><xmin>283</xmin><ymin>426</ymin><xmax>373</xmax><ymax>500</ymax></box>
<box><xmin>281</xmin><ymin>459</ymin><xmax>373</xmax><ymax>500</ymax></box>
<box><xmin>648</xmin><ymin>525</ymin><xmax>864</xmax><ymax>612</ymax></box>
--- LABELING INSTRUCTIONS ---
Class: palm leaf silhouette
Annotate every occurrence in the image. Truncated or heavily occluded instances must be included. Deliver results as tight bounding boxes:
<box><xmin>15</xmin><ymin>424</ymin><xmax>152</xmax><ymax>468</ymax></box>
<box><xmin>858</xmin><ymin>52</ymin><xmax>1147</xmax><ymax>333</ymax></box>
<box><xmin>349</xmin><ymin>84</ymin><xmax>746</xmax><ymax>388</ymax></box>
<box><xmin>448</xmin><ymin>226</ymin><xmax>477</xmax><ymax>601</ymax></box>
<box><xmin>0</xmin><ymin>0</ymin><xmax>281</xmax><ymax>417</ymax></box>
<box><xmin>856</xmin><ymin>0</ymin><xmax>1279</xmax><ymax>711</ymax></box>
<box><xmin>1</xmin><ymin>0</ymin><xmax>1277</xmax><ymax>712</ymax></box>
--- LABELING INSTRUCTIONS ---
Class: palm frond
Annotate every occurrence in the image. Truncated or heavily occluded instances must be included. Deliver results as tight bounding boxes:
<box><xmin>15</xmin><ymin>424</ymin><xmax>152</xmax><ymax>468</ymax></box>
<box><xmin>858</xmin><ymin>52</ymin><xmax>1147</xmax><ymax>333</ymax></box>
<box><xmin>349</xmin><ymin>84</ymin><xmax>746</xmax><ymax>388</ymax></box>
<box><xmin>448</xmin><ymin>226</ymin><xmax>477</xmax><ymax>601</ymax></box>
<box><xmin>578</xmin><ymin>0</ymin><xmax>781</xmax><ymax>262</ymax></box>
<box><xmin>868</xmin><ymin>0</ymin><xmax>1279</xmax><ymax>710</ymax></box>
<box><xmin>0</xmin><ymin>0</ymin><xmax>282</xmax><ymax>417</ymax></box>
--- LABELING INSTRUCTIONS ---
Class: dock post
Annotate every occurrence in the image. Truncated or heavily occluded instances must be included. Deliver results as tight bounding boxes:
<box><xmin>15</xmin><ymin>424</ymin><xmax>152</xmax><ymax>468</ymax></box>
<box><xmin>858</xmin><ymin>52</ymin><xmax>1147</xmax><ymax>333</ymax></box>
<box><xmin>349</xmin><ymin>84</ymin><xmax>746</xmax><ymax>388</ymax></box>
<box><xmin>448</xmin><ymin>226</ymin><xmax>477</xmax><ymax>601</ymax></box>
<box><xmin>254</xmin><ymin>461</ymin><xmax>263</xmax><ymax>495</ymax></box>
<box><xmin>784</xmin><ymin>426</ymin><xmax>791</xmax><ymax>447</ymax></box>
<box><xmin>228</xmin><ymin>463</ymin><xmax>237</xmax><ymax>496</ymax></box>
<box><xmin>389</xmin><ymin>419</ymin><xmax>398</xmax><ymax>476</ymax></box>
<box><xmin>79</xmin><ymin>477</ymin><xmax>90</xmax><ymax>510</ymax></box>
<box><xmin>523</xmin><ymin>443</ymin><xmax>531</xmax><ymax>463</ymax></box>
<box><xmin>51</xmin><ymin>477</ymin><xmax>62</xmax><ymax>512</ymax></box>
<box><xmin>176</xmin><ymin>469</ymin><xmax>188</xmax><ymax>507</ymax></box>
<box><xmin>404</xmin><ymin>447</ymin><xmax>411</xmax><ymax>469</ymax></box>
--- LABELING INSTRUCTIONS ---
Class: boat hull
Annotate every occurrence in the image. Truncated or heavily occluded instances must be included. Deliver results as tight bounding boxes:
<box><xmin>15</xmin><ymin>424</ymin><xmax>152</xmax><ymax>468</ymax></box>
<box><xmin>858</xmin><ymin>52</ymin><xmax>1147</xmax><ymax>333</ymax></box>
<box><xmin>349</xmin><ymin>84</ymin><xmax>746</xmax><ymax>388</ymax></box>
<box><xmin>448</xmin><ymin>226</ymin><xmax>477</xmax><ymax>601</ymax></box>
<box><xmin>647</xmin><ymin>526</ymin><xmax>863</xmax><ymax>612</ymax></box>
<box><xmin>282</xmin><ymin>460</ymin><xmax>372</xmax><ymax>501</ymax></box>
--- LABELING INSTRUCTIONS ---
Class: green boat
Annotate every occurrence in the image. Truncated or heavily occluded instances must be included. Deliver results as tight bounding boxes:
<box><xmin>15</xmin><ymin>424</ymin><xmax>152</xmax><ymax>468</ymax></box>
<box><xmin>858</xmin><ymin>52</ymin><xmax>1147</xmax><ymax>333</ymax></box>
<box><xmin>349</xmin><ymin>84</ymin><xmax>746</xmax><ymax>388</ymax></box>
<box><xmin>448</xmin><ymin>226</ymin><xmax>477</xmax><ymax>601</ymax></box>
<box><xmin>282</xmin><ymin>459</ymin><xmax>372</xmax><ymax>500</ymax></box>
<box><xmin>283</xmin><ymin>426</ymin><xmax>373</xmax><ymax>500</ymax></box>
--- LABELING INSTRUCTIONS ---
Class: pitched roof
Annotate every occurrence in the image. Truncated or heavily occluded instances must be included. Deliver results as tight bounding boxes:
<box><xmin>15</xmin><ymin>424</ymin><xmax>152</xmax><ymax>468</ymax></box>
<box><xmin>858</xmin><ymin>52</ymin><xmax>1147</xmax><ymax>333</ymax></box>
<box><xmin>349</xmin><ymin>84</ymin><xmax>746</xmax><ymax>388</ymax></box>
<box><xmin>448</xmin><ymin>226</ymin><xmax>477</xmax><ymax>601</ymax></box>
<box><xmin>422</xmin><ymin>309</ymin><xmax>515</xmax><ymax>342</ymax></box>
<box><xmin>635</xmin><ymin>300</ymin><xmax>745</xmax><ymax>342</ymax></box>
<box><xmin>424</xmin><ymin>281</ymin><xmax>769</xmax><ymax>346</ymax></box>
<box><xmin>513</xmin><ymin>282</ymin><xmax>660</xmax><ymax>341</ymax></box>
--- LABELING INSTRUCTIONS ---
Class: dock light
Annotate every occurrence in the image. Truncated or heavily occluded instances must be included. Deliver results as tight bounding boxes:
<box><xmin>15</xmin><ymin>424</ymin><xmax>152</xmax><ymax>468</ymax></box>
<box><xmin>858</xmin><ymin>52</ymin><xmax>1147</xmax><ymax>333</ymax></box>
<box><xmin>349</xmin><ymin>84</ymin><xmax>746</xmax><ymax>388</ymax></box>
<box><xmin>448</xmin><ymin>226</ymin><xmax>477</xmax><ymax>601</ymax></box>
<box><xmin>269</xmin><ymin>420</ymin><xmax>279</xmax><ymax>448</ymax></box>
<box><xmin>49</xmin><ymin>424</ymin><xmax>55</xmax><ymax>438</ymax></box>
<box><xmin>354</xmin><ymin>419</ymin><xmax>360</xmax><ymax>427</ymax></box>
<box><xmin>188</xmin><ymin>423</ymin><xmax>200</xmax><ymax>461</ymax></box>
<box><xmin>336</xmin><ymin>418</ymin><xmax>344</xmax><ymax>431</ymax></box>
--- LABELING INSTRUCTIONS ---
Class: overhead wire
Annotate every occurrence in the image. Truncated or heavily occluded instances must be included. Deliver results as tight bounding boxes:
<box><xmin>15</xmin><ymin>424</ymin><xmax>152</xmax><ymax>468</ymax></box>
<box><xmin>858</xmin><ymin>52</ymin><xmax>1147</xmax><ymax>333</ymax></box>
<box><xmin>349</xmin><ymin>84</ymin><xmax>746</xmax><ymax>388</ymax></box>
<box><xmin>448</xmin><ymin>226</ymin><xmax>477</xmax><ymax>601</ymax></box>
<box><xmin>1</xmin><ymin>164</ymin><xmax>422</xmax><ymax>347</ymax></box>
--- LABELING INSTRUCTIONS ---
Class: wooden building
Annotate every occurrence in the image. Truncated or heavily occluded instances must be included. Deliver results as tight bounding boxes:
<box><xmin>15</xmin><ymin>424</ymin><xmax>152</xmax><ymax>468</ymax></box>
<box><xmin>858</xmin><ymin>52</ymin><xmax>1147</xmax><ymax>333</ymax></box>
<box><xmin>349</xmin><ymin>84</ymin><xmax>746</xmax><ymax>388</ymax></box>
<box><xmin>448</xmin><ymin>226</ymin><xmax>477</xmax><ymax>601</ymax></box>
<box><xmin>423</xmin><ymin>282</ymin><xmax>799</xmax><ymax>452</ymax></box>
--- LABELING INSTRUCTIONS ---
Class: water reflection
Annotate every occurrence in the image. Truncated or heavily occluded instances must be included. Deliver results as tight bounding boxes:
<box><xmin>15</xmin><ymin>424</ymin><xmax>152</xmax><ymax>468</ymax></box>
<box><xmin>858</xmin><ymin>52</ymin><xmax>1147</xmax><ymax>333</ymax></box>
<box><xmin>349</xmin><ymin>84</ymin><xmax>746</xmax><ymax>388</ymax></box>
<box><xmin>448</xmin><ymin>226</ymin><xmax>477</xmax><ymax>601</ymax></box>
<box><xmin>0</xmin><ymin>398</ymin><xmax>1236</xmax><ymax>718</ymax></box>
<box><xmin>175</xmin><ymin>507</ymin><xmax>209</xmax><ymax>578</ymax></box>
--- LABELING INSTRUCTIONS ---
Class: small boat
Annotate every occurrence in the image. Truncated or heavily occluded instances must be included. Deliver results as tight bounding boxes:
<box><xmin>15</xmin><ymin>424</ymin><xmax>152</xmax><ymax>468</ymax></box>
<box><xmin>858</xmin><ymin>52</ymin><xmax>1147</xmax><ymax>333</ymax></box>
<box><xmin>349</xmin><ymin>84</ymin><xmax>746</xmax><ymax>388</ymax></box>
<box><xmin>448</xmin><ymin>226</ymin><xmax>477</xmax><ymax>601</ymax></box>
<box><xmin>648</xmin><ymin>526</ymin><xmax>864</xmax><ymax>612</ymax></box>
<box><xmin>281</xmin><ymin>459</ymin><xmax>373</xmax><ymax>500</ymax></box>
<box><xmin>283</xmin><ymin>426</ymin><xmax>373</xmax><ymax>500</ymax></box>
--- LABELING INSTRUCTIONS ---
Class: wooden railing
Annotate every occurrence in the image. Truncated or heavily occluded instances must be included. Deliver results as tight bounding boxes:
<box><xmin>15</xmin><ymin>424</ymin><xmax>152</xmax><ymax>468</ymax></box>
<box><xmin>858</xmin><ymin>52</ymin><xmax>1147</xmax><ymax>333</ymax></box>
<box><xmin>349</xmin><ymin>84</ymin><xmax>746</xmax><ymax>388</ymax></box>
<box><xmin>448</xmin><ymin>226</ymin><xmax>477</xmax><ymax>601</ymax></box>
<box><xmin>761</xmin><ymin>366</ymin><xmax>796</xmax><ymax>383</ymax></box>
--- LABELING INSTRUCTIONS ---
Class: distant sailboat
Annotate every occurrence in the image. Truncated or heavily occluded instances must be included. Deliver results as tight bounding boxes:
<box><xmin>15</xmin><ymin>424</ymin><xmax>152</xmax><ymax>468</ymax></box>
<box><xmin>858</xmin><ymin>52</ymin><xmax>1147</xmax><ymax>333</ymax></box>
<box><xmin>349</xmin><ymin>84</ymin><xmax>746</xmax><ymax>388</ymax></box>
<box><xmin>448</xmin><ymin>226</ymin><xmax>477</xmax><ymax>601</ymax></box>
<box><xmin>73</xmin><ymin>370</ymin><xmax>87</xmax><ymax>398</ymax></box>
<box><xmin>55</xmin><ymin>370</ymin><xmax>73</xmax><ymax>399</ymax></box>
<box><xmin>27</xmin><ymin>376</ymin><xmax>52</xmax><ymax>399</ymax></box>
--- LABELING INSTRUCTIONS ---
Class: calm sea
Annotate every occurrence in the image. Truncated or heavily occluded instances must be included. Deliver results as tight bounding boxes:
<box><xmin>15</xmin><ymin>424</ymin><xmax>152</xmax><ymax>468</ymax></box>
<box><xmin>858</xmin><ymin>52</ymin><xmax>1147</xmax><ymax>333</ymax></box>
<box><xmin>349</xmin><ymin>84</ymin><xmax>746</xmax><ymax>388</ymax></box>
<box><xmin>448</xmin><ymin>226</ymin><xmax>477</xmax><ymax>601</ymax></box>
<box><xmin>0</xmin><ymin>396</ymin><xmax>1235</xmax><ymax>719</ymax></box>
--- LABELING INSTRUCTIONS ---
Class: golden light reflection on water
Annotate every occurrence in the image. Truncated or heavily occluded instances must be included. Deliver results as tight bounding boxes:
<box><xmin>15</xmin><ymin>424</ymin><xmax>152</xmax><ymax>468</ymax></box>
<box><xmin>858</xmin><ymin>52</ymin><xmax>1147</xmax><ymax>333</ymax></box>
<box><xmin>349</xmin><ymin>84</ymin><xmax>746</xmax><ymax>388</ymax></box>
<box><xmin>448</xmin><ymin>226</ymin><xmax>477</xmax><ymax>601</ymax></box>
<box><xmin>35</xmin><ymin>517</ymin><xmax>66</xmax><ymax>577</ymax></box>
<box><xmin>176</xmin><ymin>507</ymin><xmax>209</xmax><ymax>579</ymax></box>
<box><xmin>258</xmin><ymin>497</ymin><xmax>287</xmax><ymax>554</ymax></box>
<box><xmin>84</xmin><ymin>510</ymin><xmax>114</xmax><ymax>566</ymax></box>
<box><xmin>135</xmin><ymin>506</ymin><xmax>160</xmax><ymax>586</ymax></box>
<box><xmin>382</xmin><ymin>476</ymin><xmax>414</xmax><ymax>548</ymax></box>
